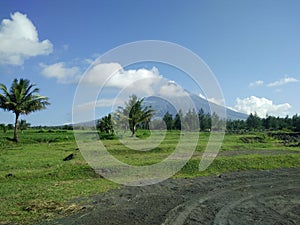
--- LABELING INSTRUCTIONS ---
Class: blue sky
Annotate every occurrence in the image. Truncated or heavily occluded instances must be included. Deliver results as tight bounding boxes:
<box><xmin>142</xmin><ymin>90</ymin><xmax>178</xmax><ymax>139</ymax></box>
<box><xmin>0</xmin><ymin>0</ymin><xmax>299</xmax><ymax>126</ymax></box>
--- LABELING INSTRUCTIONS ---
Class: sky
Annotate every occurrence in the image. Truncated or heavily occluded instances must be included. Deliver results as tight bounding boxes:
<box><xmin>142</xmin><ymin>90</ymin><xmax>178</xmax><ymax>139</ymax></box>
<box><xmin>0</xmin><ymin>0</ymin><xmax>299</xmax><ymax>126</ymax></box>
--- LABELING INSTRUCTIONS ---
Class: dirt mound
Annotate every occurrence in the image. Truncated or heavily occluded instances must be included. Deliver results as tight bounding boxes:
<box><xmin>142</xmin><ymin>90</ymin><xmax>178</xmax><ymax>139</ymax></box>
<box><xmin>47</xmin><ymin>167</ymin><xmax>300</xmax><ymax>225</ymax></box>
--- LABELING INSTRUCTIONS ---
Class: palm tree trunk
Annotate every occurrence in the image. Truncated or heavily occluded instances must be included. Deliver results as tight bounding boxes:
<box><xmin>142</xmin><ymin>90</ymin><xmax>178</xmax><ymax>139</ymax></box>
<box><xmin>14</xmin><ymin>113</ymin><xmax>19</xmax><ymax>142</ymax></box>
<box><xmin>132</xmin><ymin>124</ymin><xmax>136</xmax><ymax>136</ymax></box>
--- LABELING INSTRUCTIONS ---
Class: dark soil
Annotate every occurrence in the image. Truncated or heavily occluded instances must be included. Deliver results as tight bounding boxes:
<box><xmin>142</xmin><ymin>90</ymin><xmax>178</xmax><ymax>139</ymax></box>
<box><xmin>46</xmin><ymin>167</ymin><xmax>300</xmax><ymax>225</ymax></box>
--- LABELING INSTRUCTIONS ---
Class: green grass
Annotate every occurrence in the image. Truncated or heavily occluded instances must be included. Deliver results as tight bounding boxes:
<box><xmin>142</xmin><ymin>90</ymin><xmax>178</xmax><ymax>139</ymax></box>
<box><xmin>0</xmin><ymin>131</ymin><xmax>118</xmax><ymax>225</ymax></box>
<box><xmin>177</xmin><ymin>154</ymin><xmax>300</xmax><ymax>178</ymax></box>
<box><xmin>0</xmin><ymin>129</ymin><xmax>299</xmax><ymax>224</ymax></box>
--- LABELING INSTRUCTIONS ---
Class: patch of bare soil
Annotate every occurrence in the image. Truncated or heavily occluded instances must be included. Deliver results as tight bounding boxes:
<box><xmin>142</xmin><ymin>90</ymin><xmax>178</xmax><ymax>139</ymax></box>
<box><xmin>46</xmin><ymin>166</ymin><xmax>300</xmax><ymax>225</ymax></box>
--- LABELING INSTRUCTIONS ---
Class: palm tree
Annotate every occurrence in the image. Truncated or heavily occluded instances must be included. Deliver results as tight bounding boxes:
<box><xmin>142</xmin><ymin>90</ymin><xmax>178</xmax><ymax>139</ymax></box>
<box><xmin>0</xmin><ymin>78</ymin><xmax>50</xmax><ymax>142</ymax></box>
<box><xmin>122</xmin><ymin>95</ymin><xmax>155</xmax><ymax>136</ymax></box>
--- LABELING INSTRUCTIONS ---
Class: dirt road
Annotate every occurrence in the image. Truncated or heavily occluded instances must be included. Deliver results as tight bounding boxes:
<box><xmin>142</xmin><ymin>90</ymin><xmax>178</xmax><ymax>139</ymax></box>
<box><xmin>48</xmin><ymin>167</ymin><xmax>300</xmax><ymax>225</ymax></box>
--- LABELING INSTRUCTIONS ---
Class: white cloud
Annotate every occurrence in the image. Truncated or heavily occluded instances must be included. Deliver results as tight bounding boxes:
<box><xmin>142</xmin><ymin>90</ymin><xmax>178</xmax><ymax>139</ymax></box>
<box><xmin>248</xmin><ymin>76</ymin><xmax>299</xmax><ymax>89</ymax></box>
<box><xmin>40</xmin><ymin>62</ymin><xmax>81</xmax><ymax>83</ymax></box>
<box><xmin>83</xmin><ymin>63</ymin><xmax>168</xmax><ymax>96</ymax></box>
<box><xmin>234</xmin><ymin>96</ymin><xmax>292</xmax><ymax>117</ymax></box>
<box><xmin>249</xmin><ymin>80</ymin><xmax>264</xmax><ymax>87</ymax></box>
<box><xmin>267</xmin><ymin>76</ymin><xmax>299</xmax><ymax>87</ymax></box>
<box><xmin>0</xmin><ymin>12</ymin><xmax>53</xmax><ymax>65</ymax></box>
<box><xmin>87</xmin><ymin>63</ymin><xmax>193</xmax><ymax>98</ymax></box>
<box><xmin>84</xmin><ymin>63</ymin><xmax>163</xmax><ymax>89</ymax></box>
<box><xmin>83</xmin><ymin>62</ymin><xmax>123</xmax><ymax>85</ymax></box>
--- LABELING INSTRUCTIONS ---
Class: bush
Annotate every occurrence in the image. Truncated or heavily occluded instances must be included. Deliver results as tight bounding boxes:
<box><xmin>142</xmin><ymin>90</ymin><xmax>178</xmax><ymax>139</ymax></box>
<box><xmin>98</xmin><ymin>132</ymin><xmax>117</xmax><ymax>140</ymax></box>
<box><xmin>240</xmin><ymin>135</ymin><xmax>266</xmax><ymax>143</ymax></box>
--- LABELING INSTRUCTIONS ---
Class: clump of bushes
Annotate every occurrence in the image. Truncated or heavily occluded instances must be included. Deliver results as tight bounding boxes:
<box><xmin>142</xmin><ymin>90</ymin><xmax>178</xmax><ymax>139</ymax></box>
<box><xmin>98</xmin><ymin>132</ymin><xmax>117</xmax><ymax>140</ymax></box>
<box><xmin>240</xmin><ymin>135</ymin><xmax>266</xmax><ymax>143</ymax></box>
<box><xmin>267</xmin><ymin>132</ymin><xmax>300</xmax><ymax>146</ymax></box>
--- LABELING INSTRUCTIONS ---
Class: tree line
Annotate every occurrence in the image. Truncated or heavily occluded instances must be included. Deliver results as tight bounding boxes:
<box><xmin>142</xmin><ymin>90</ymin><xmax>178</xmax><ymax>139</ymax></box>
<box><xmin>157</xmin><ymin>108</ymin><xmax>225</xmax><ymax>131</ymax></box>
<box><xmin>158</xmin><ymin>111</ymin><xmax>300</xmax><ymax>132</ymax></box>
<box><xmin>97</xmin><ymin>95</ymin><xmax>300</xmax><ymax>137</ymax></box>
<box><xmin>0</xmin><ymin>120</ymin><xmax>30</xmax><ymax>133</ymax></box>
<box><xmin>97</xmin><ymin>95</ymin><xmax>226</xmax><ymax>136</ymax></box>
<box><xmin>227</xmin><ymin>113</ymin><xmax>300</xmax><ymax>132</ymax></box>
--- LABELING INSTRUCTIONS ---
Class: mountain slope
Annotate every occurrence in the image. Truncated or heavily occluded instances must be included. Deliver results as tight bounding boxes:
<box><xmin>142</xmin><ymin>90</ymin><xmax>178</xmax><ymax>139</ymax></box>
<box><xmin>144</xmin><ymin>94</ymin><xmax>248</xmax><ymax>120</ymax></box>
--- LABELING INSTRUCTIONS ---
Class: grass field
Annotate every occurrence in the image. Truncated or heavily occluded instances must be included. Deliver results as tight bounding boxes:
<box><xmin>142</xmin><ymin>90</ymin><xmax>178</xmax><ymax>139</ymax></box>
<box><xmin>0</xmin><ymin>129</ymin><xmax>299</xmax><ymax>224</ymax></box>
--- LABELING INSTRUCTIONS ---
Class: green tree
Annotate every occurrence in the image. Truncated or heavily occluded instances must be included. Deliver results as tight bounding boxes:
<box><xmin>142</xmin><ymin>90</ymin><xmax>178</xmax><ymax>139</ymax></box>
<box><xmin>163</xmin><ymin>112</ymin><xmax>174</xmax><ymax>130</ymax></box>
<box><xmin>184</xmin><ymin>108</ymin><xmax>199</xmax><ymax>131</ymax></box>
<box><xmin>263</xmin><ymin>115</ymin><xmax>279</xmax><ymax>131</ymax></box>
<box><xmin>174</xmin><ymin>110</ymin><xmax>183</xmax><ymax>130</ymax></box>
<box><xmin>97</xmin><ymin>114</ymin><xmax>114</xmax><ymax>134</ymax></box>
<box><xmin>226</xmin><ymin>119</ymin><xmax>246</xmax><ymax>132</ymax></box>
<box><xmin>0</xmin><ymin>123</ymin><xmax>7</xmax><ymax>133</ymax></box>
<box><xmin>292</xmin><ymin>114</ymin><xmax>300</xmax><ymax>132</ymax></box>
<box><xmin>0</xmin><ymin>79</ymin><xmax>50</xmax><ymax>142</ymax></box>
<box><xmin>19</xmin><ymin>119</ymin><xmax>30</xmax><ymax>133</ymax></box>
<box><xmin>246</xmin><ymin>113</ymin><xmax>262</xmax><ymax>131</ymax></box>
<box><xmin>7</xmin><ymin>124</ymin><xmax>13</xmax><ymax>130</ymax></box>
<box><xmin>198</xmin><ymin>109</ymin><xmax>211</xmax><ymax>131</ymax></box>
<box><xmin>118</xmin><ymin>95</ymin><xmax>155</xmax><ymax>136</ymax></box>
<box><xmin>211</xmin><ymin>112</ymin><xmax>225</xmax><ymax>131</ymax></box>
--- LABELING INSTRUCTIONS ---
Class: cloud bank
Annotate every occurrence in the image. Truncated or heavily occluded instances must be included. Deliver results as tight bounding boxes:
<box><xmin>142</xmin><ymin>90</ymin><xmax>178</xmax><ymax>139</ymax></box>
<box><xmin>0</xmin><ymin>12</ymin><xmax>53</xmax><ymax>65</ymax></box>
<box><xmin>82</xmin><ymin>62</ymin><xmax>190</xmax><ymax>98</ymax></box>
<box><xmin>234</xmin><ymin>96</ymin><xmax>291</xmax><ymax>118</ymax></box>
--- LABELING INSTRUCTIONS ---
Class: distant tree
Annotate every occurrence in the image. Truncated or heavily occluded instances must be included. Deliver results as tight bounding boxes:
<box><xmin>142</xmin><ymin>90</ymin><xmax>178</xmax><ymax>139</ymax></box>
<box><xmin>226</xmin><ymin>119</ymin><xmax>246</xmax><ymax>132</ymax></box>
<box><xmin>0</xmin><ymin>79</ymin><xmax>50</xmax><ymax>142</ymax></box>
<box><xmin>174</xmin><ymin>110</ymin><xmax>183</xmax><ymax>130</ymax></box>
<box><xmin>284</xmin><ymin>116</ymin><xmax>293</xmax><ymax>130</ymax></box>
<box><xmin>183</xmin><ymin>108</ymin><xmax>198</xmax><ymax>131</ymax></box>
<box><xmin>163</xmin><ymin>112</ymin><xmax>174</xmax><ymax>130</ymax></box>
<box><xmin>149</xmin><ymin>119</ymin><xmax>165</xmax><ymax>130</ymax></box>
<box><xmin>19</xmin><ymin>119</ymin><xmax>30</xmax><ymax>132</ymax></box>
<box><xmin>7</xmin><ymin>124</ymin><xmax>14</xmax><ymax>130</ymax></box>
<box><xmin>246</xmin><ymin>113</ymin><xmax>262</xmax><ymax>130</ymax></box>
<box><xmin>292</xmin><ymin>114</ymin><xmax>300</xmax><ymax>132</ymax></box>
<box><xmin>198</xmin><ymin>108</ymin><xmax>205</xmax><ymax>131</ymax></box>
<box><xmin>198</xmin><ymin>109</ymin><xmax>211</xmax><ymax>131</ymax></box>
<box><xmin>262</xmin><ymin>115</ymin><xmax>280</xmax><ymax>130</ymax></box>
<box><xmin>0</xmin><ymin>123</ymin><xmax>7</xmax><ymax>133</ymax></box>
<box><xmin>211</xmin><ymin>112</ymin><xmax>226</xmax><ymax>131</ymax></box>
<box><xmin>97</xmin><ymin>114</ymin><xmax>114</xmax><ymax>134</ymax></box>
<box><xmin>63</xmin><ymin>124</ymin><xmax>73</xmax><ymax>130</ymax></box>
